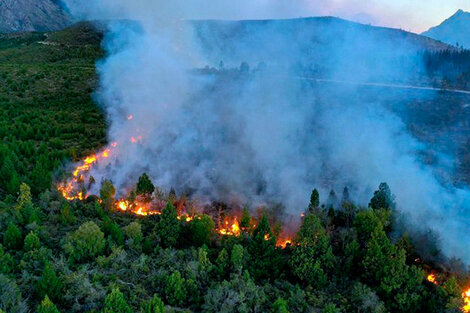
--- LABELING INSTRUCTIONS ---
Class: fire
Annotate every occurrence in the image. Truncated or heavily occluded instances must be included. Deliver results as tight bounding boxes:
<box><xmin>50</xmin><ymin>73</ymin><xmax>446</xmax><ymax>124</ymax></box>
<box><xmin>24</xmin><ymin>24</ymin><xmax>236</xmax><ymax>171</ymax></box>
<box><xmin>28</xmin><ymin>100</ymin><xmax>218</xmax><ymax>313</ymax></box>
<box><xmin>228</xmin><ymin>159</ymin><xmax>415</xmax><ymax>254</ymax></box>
<box><xmin>102</xmin><ymin>149</ymin><xmax>111</xmax><ymax>158</ymax></box>
<box><xmin>59</xmin><ymin>150</ymin><xmax>108</xmax><ymax>200</ymax></box>
<box><xmin>178</xmin><ymin>215</ymin><xmax>194</xmax><ymax>222</ymax></box>
<box><xmin>427</xmin><ymin>273</ymin><xmax>437</xmax><ymax>285</ymax></box>
<box><xmin>117</xmin><ymin>200</ymin><xmax>129</xmax><ymax>211</ymax></box>
<box><xmin>277</xmin><ymin>239</ymin><xmax>292</xmax><ymax>248</ymax></box>
<box><xmin>58</xmin><ymin>146</ymin><xmax>293</xmax><ymax>250</ymax></box>
<box><xmin>463</xmin><ymin>288</ymin><xmax>470</xmax><ymax>312</ymax></box>
<box><xmin>127</xmin><ymin>115</ymin><xmax>133</xmax><ymax>120</ymax></box>
<box><xmin>426</xmin><ymin>272</ymin><xmax>470</xmax><ymax>312</ymax></box>
<box><xmin>219</xmin><ymin>217</ymin><xmax>241</xmax><ymax>236</ymax></box>
<box><xmin>136</xmin><ymin>207</ymin><xmax>147</xmax><ymax>216</ymax></box>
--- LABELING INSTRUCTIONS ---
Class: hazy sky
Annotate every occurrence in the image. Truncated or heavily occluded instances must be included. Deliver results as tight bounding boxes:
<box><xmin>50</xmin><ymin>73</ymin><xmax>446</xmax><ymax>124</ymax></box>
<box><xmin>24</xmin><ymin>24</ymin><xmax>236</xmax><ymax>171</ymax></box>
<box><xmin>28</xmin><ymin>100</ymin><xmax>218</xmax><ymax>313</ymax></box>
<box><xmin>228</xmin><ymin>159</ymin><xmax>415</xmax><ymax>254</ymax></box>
<box><xmin>184</xmin><ymin>0</ymin><xmax>470</xmax><ymax>33</ymax></box>
<box><xmin>66</xmin><ymin>0</ymin><xmax>470</xmax><ymax>33</ymax></box>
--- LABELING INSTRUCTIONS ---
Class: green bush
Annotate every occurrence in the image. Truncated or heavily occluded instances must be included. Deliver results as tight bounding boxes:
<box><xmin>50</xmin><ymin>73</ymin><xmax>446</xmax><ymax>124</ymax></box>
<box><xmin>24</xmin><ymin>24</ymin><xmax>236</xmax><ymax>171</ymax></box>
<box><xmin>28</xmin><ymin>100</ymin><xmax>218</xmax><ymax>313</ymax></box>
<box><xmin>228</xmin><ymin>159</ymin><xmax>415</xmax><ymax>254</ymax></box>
<box><xmin>124</xmin><ymin>221</ymin><xmax>143</xmax><ymax>247</ymax></box>
<box><xmin>189</xmin><ymin>214</ymin><xmax>215</xmax><ymax>247</ymax></box>
<box><xmin>64</xmin><ymin>221</ymin><xmax>105</xmax><ymax>263</ymax></box>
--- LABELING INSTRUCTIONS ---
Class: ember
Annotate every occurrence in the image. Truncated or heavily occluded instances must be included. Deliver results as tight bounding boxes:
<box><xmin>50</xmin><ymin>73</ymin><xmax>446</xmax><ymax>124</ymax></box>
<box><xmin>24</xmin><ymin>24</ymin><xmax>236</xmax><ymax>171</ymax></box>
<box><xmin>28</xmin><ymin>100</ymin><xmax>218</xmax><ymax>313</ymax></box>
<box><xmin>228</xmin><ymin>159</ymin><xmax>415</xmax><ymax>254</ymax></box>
<box><xmin>427</xmin><ymin>273</ymin><xmax>437</xmax><ymax>285</ymax></box>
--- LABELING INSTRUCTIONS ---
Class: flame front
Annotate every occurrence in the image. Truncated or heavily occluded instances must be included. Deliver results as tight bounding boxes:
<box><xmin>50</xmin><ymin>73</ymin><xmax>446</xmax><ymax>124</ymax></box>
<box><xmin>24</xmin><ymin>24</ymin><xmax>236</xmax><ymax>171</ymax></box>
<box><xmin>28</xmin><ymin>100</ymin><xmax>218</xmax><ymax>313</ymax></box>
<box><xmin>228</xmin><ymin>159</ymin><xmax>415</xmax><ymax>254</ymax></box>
<box><xmin>426</xmin><ymin>273</ymin><xmax>470</xmax><ymax>312</ymax></box>
<box><xmin>463</xmin><ymin>288</ymin><xmax>470</xmax><ymax>312</ymax></box>
<box><xmin>58</xmin><ymin>138</ymin><xmax>292</xmax><ymax>250</ymax></box>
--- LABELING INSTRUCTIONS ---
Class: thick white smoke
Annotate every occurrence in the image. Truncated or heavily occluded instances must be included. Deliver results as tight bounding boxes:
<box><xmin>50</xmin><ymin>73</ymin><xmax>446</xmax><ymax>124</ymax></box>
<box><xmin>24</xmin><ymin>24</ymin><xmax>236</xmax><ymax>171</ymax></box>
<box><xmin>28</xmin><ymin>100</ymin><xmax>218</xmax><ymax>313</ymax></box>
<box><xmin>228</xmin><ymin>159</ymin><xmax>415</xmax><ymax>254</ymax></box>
<box><xmin>63</xmin><ymin>1</ymin><xmax>470</xmax><ymax>263</ymax></box>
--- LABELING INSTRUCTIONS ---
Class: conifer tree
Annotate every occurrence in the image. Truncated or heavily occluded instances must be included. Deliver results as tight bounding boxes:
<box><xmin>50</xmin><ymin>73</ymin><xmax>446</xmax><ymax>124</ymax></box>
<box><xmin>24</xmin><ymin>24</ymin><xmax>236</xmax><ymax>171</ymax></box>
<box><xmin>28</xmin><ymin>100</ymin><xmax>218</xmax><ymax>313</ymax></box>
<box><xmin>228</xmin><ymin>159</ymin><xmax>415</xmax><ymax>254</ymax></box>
<box><xmin>37</xmin><ymin>295</ymin><xmax>60</xmax><ymax>313</ymax></box>
<box><xmin>136</xmin><ymin>173</ymin><xmax>155</xmax><ymax>202</ymax></box>
<box><xmin>103</xmin><ymin>288</ymin><xmax>132</xmax><ymax>313</ymax></box>
<box><xmin>154</xmin><ymin>202</ymin><xmax>180</xmax><ymax>248</ymax></box>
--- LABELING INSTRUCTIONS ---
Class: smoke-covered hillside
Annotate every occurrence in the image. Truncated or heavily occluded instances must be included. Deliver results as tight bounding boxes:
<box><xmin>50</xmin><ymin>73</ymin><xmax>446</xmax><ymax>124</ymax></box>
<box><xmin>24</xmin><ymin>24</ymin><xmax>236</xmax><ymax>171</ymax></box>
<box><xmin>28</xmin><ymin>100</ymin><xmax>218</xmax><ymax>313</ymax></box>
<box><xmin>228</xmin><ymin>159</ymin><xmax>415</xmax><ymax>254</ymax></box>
<box><xmin>0</xmin><ymin>0</ymin><xmax>70</xmax><ymax>33</ymax></box>
<box><xmin>193</xmin><ymin>17</ymin><xmax>455</xmax><ymax>83</ymax></box>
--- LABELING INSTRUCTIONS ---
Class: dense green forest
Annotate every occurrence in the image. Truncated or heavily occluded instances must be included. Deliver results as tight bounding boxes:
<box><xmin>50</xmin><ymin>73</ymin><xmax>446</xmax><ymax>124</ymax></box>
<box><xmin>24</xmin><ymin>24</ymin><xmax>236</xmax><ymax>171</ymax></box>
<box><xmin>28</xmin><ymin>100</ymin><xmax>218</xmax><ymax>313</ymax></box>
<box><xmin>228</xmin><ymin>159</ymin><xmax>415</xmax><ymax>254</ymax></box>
<box><xmin>1</xmin><ymin>23</ymin><xmax>470</xmax><ymax>313</ymax></box>
<box><xmin>0</xmin><ymin>23</ymin><xmax>106</xmax><ymax>199</ymax></box>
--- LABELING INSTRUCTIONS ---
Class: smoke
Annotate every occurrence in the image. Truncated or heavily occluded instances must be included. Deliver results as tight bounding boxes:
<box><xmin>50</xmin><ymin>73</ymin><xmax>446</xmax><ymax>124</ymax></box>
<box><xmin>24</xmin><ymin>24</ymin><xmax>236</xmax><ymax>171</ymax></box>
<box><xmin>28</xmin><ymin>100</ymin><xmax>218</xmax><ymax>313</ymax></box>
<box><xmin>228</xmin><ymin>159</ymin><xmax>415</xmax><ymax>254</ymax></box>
<box><xmin>62</xmin><ymin>1</ymin><xmax>470</xmax><ymax>262</ymax></box>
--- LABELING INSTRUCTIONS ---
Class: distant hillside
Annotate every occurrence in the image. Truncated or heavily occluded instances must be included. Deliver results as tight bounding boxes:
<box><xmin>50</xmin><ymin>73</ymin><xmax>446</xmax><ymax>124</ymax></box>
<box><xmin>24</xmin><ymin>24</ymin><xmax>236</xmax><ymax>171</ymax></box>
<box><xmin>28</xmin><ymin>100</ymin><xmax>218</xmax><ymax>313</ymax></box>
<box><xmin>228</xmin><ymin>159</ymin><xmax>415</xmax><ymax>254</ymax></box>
<box><xmin>422</xmin><ymin>10</ymin><xmax>470</xmax><ymax>49</ymax></box>
<box><xmin>193</xmin><ymin>17</ymin><xmax>455</xmax><ymax>82</ymax></box>
<box><xmin>0</xmin><ymin>0</ymin><xmax>71</xmax><ymax>33</ymax></box>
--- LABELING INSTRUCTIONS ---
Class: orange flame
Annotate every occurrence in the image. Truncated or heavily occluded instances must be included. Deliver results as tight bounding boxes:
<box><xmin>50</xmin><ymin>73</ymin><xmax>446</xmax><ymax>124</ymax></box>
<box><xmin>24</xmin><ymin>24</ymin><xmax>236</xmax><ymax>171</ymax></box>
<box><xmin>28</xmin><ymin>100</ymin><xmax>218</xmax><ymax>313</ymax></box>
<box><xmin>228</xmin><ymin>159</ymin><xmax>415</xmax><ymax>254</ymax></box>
<box><xmin>426</xmin><ymin>272</ymin><xmax>470</xmax><ymax>312</ymax></box>
<box><xmin>117</xmin><ymin>200</ymin><xmax>129</xmax><ymax>211</ymax></box>
<box><xmin>463</xmin><ymin>288</ymin><xmax>470</xmax><ymax>312</ymax></box>
<box><xmin>219</xmin><ymin>217</ymin><xmax>241</xmax><ymax>236</ymax></box>
<box><xmin>277</xmin><ymin>239</ymin><xmax>292</xmax><ymax>248</ymax></box>
<box><xmin>427</xmin><ymin>274</ymin><xmax>437</xmax><ymax>285</ymax></box>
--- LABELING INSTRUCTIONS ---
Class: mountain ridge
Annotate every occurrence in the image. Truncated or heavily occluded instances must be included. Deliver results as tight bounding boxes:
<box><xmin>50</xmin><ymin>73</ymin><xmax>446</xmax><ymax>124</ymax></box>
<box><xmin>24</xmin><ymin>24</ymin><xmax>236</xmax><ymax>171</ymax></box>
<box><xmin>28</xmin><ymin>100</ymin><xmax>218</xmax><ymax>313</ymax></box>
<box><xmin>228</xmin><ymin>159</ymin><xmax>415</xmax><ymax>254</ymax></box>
<box><xmin>0</xmin><ymin>0</ymin><xmax>71</xmax><ymax>33</ymax></box>
<box><xmin>422</xmin><ymin>9</ymin><xmax>470</xmax><ymax>48</ymax></box>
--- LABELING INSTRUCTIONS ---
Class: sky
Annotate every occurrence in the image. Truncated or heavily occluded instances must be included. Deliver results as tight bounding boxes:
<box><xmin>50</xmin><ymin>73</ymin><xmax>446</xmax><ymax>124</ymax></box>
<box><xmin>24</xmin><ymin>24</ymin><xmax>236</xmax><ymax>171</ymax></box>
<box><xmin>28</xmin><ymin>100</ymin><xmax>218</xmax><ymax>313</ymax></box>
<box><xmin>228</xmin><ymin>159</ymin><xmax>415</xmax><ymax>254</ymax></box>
<box><xmin>65</xmin><ymin>0</ymin><xmax>470</xmax><ymax>33</ymax></box>
<box><xmin>175</xmin><ymin>0</ymin><xmax>470</xmax><ymax>33</ymax></box>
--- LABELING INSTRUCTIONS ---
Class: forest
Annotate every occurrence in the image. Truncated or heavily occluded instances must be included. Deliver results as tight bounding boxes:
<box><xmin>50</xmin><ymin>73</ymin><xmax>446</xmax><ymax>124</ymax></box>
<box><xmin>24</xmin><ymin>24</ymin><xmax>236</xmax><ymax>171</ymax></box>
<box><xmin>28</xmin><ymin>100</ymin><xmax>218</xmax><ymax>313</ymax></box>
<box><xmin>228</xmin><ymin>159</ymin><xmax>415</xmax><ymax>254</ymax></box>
<box><xmin>1</xmin><ymin>23</ymin><xmax>470</xmax><ymax>313</ymax></box>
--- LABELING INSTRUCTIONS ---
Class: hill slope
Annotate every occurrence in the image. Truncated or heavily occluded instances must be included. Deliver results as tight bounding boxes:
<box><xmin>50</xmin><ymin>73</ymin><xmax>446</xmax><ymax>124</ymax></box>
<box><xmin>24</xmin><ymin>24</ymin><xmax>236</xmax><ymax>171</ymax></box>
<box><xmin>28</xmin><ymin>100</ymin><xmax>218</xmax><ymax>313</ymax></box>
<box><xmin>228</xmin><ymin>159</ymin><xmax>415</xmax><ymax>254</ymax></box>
<box><xmin>193</xmin><ymin>16</ymin><xmax>455</xmax><ymax>82</ymax></box>
<box><xmin>422</xmin><ymin>9</ymin><xmax>470</xmax><ymax>49</ymax></box>
<box><xmin>0</xmin><ymin>0</ymin><xmax>70</xmax><ymax>33</ymax></box>
<box><xmin>0</xmin><ymin>22</ymin><xmax>468</xmax><ymax>313</ymax></box>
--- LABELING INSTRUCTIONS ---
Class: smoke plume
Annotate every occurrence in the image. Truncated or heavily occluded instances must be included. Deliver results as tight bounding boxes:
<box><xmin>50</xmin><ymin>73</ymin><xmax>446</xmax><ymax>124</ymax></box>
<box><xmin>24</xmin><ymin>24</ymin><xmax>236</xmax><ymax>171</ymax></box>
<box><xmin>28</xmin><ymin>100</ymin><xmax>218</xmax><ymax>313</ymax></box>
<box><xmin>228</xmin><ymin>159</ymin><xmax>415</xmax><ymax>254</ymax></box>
<box><xmin>62</xmin><ymin>0</ymin><xmax>470</xmax><ymax>263</ymax></box>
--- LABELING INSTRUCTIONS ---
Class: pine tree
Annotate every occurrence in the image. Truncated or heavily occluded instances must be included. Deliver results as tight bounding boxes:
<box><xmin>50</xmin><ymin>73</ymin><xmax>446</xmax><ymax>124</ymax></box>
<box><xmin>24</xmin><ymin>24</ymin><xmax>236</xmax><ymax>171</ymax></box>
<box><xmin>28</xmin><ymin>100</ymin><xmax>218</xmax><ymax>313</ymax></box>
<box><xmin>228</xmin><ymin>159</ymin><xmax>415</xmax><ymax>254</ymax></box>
<box><xmin>247</xmin><ymin>215</ymin><xmax>283</xmax><ymax>281</ymax></box>
<box><xmin>165</xmin><ymin>271</ymin><xmax>186</xmax><ymax>307</ymax></box>
<box><xmin>240</xmin><ymin>207</ymin><xmax>251</xmax><ymax>230</ymax></box>
<box><xmin>289</xmin><ymin>213</ymin><xmax>335</xmax><ymax>287</ymax></box>
<box><xmin>231</xmin><ymin>244</ymin><xmax>244</xmax><ymax>274</ymax></box>
<box><xmin>37</xmin><ymin>295</ymin><xmax>60</xmax><ymax>313</ymax></box>
<box><xmin>103</xmin><ymin>288</ymin><xmax>132</xmax><ymax>313</ymax></box>
<box><xmin>272</xmin><ymin>298</ymin><xmax>289</xmax><ymax>313</ymax></box>
<box><xmin>136</xmin><ymin>173</ymin><xmax>155</xmax><ymax>202</ymax></box>
<box><xmin>342</xmin><ymin>186</ymin><xmax>350</xmax><ymax>203</ymax></box>
<box><xmin>16</xmin><ymin>183</ymin><xmax>32</xmax><ymax>210</ymax></box>
<box><xmin>154</xmin><ymin>202</ymin><xmax>180</xmax><ymax>248</ymax></box>
<box><xmin>31</xmin><ymin>155</ymin><xmax>51</xmax><ymax>195</ymax></box>
<box><xmin>308</xmin><ymin>188</ymin><xmax>320</xmax><ymax>213</ymax></box>
<box><xmin>36</xmin><ymin>262</ymin><xmax>63</xmax><ymax>303</ymax></box>
<box><xmin>0</xmin><ymin>245</ymin><xmax>14</xmax><ymax>274</ymax></box>
<box><xmin>216</xmin><ymin>248</ymin><xmax>229</xmax><ymax>277</ymax></box>
<box><xmin>369</xmin><ymin>182</ymin><xmax>396</xmax><ymax>211</ymax></box>
<box><xmin>24</xmin><ymin>231</ymin><xmax>40</xmax><ymax>251</ymax></box>
<box><xmin>100</xmin><ymin>179</ymin><xmax>116</xmax><ymax>209</ymax></box>
<box><xmin>142</xmin><ymin>294</ymin><xmax>165</xmax><ymax>313</ymax></box>
<box><xmin>3</xmin><ymin>222</ymin><xmax>22</xmax><ymax>250</ymax></box>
